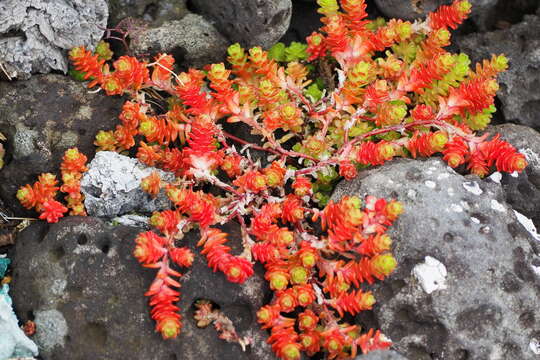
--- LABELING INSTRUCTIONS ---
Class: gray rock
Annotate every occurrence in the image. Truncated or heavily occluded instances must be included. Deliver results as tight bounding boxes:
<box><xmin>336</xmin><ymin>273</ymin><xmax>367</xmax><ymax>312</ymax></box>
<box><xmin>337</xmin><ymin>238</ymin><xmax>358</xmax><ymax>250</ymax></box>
<box><xmin>190</xmin><ymin>0</ymin><xmax>292</xmax><ymax>49</ymax></box>
<box><xmin>332</xmin><ymin>158</ymin><xmax>540</xmax><ymax>360</ymax></box>
<box><xmin>0</xmin><ymin>0</ymin><xmax>108</xmax><ymax>79</ymax></box>
<box><xmin>0</xmin><ymin>74</ymin><xmax>124</xmax><ymax>214</ymax></box>
<box><xmin>374</xmin><ymin>0</ymin><xmax>449</xmax><ymax>22</ymax></box>
<box><xmin>10</xmin><ymin>216</ymin><xmax>274</xmax><ymax>360</ymax></box>
<box><xmin>280</xmin><ymin>0</ymin><xmax>322</xmax><ymax>44</ymax></box>
<box><xmin>130</xmin><ymin>13</ymin><xmax>229</xmax><ymax>69</ymax></box>
<box><xmin>457</xmin><ymin>15</ymin><xmax>540</xmax><ymax>130</ymax></box>
<box><xmin>356</xmin><ymin>350</ymin><xmax>409</xmax><ymax>360</ymax></box>
<box><xmin>484</xmin><ymin>124</ymin><xmax>540</xmax><ymax>229</ymax></box>
<box><xmin>81</xmin><ymin>151</ymin><xmax>175</xmax><ymax>218</ymax></box>
<box><xmin>107</xmin><ymin>0</ymin><xmax>188</xmax><ymax>27</ymax></box>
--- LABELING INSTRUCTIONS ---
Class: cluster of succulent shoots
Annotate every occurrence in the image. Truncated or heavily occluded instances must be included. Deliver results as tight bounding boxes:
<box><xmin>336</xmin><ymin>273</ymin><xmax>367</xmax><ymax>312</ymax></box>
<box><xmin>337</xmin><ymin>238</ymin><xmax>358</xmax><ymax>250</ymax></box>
<box><xmin>17</xmin><ymin>0</ymin><xmax>529</xmax><ymax>358</ymax></box>
<box><xmin>17</xmin><ymin>148</ymin><xmax>88</xmax><ymax>223</ymax></box>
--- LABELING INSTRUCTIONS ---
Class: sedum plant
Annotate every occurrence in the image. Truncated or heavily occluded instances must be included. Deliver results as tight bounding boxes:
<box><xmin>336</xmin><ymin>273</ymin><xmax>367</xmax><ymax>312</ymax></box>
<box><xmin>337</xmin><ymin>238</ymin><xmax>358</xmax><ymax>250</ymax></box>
<box><xmin>18</xmin><ymin>0</ymin><xmax>528</xmax><ymax>358</ymax></box>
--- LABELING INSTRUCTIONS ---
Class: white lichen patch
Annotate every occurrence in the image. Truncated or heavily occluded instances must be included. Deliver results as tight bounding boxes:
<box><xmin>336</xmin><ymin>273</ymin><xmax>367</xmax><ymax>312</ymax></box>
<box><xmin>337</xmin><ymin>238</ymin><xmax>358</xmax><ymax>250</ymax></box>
<box><xmin>437</xmin><ymin>172</ymin><xmax>450</xmax><ymax>180</ymax></box>
<box><xmin>488</xmin><ymin>172</ymin><xmax>502</xmax><ymax>184</ymax></box>
<box><xmin>513</xmin><ymin>210</ymin><xmax>540</xmax><ymax>241</ymax></box>
<box><xmin>520</xmin><ymin>147</ymin><xmax>540</xmax><ymax>165</ymax></box>
<box><xmin>73</xmin><ymin>244</ymin><xmax>103</xmax><ymax>255</ymax></box>
<box><xmin>413</xmin><ymin>256</ymin><xmax>448</xmax><ymax>294</ymax></box>
<box><xmin>34</xmin><ymin>309</ymin><xmax>68</xmax><ymax>351</ymax></box>
<box><xmin>490</xmin><ymin>199</ymin><xmax>506</xmax><ymax>212</ymax></box>
<box><xmin>111</xmin><ymin>214</ymin><xmax>150</xmax><ymax>228</ymax></box>
<box><xmin>462</xmin><ymin>181</ymin><xmax>482</xmax><ymax>195</ymax></box>
<box><xmin>450</xmin><ymin>204</ymin><xmax>463</xmax><ymax>213</ymax></box>
<box><xmin>529</xmin><ymin>338</ymin><xmax>540</xmax><ymax>355</ymax></box>
<box><xmin>424</xmin><ymin>180</ymin><xmax>436</xmax><ymax>189</ymax></box>
<box><xmin>407</xmin><ymin>189</ymin><xmax>417</xmax><ymax>200</ymax></box>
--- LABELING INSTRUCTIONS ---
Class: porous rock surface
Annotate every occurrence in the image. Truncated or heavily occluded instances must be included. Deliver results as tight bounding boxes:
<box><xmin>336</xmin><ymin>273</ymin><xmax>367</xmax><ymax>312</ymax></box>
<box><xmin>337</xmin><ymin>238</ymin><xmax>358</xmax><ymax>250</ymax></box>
<box><xmin>333</xmin><ymin>158</ymin><xmax>540</xmax><ymax>360</ymax></box>
<box><xmin>81</xmin><ymin>151</ymin><xmax>175</xmax><ymax>218</ymax></box>
<box><xmin>107</xmin><ymin>0</ymin><xmax>188</xmax><ymax>27</ymax></box>
<box><xmin>10</xmin><ymin>217</ymin><xmax>274</xmax><ymax>360</ymax></box>
<box><xmin>280</xmin><ymin>0</ymin><xmax>323</xmax><ymax>44</ymax></box>
<box><xmin>356</xmin><ymin>349</ymin><xmax>409</xmax><ymax>359</ymax></box>
<box><xmin>374</xmin><ymin>0</ymin><xmax>449</xmax><ymax>21</ymax></box>
<box><xmin>130</xmin><ymin>13</ymin><xmax>229</xmax><ymax>70</ymax></box>
<box><xmin>457</xmin><ymin>15</ymin><xmax>540</xmax><ymax>130</ymax></box>
<box><xmin>0</xmin><ymin>0</ymin><xmax>108</xmax><ymax>79</ymax></box>
<box><xmin>189</xmin><ymin>0</ymin><xmax>292</xmax><ymax>49</ymax></box>
<box><xmin>0</xmin><ymin>74</ymin><xmax>124</xmax><ymax>214</ymax></box>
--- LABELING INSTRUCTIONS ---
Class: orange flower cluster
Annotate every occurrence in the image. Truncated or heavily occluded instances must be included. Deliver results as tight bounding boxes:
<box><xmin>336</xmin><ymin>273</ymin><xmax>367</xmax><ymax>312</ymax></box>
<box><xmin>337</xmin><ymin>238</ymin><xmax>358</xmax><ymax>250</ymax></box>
<box><xmin>247</xmin><ymin>195</ymin><xmax>401</xmax><ymax>359</ymax></box>
<box><xmin>443</xmin><ymin>134</ymin><xmax>527</xmax><ymax>177</ymax></box>
<box><xmin>355</xmin><ymin>141</ymin><xmax>396</xmax><ymax>166</ymax></box>
<box><xmin>42</xmin><ymin>0</ymin><xmax>529</xmax><ymax>357</ymax></box>
<box><xmin>60</xmin><ymin>148</ymin><xmax>88</xmax><ymax>215</ymax></box>
<box><xmin>133</xmin><ymin>222</ymin><xmax>194</xmax><ymax>339</ymax></box>
<box><xmin>428</xmin><ymin>0</ymin><xmax>472</xmax><ymax>30</ymax></box>
<box><xmin>17</xmin><ymin>148</ymin><xmax>88</xmax><ymax>222</ymax></box>
<box><xmin>141</xmin><ymin>171</ymin><xmax>162</xmax><ymax>198</ymax></box>
<box><xmin>69</xmin><ymin>47</ymin><xmax>150</xmax><ymax>95</ymax></box>
<box><xmin>197</xmin><ymin>228</ymin><xmax>254</xmax><ymax>283</ymax></box>
<box><xmin>167</xmin><ymin>187</ymin><xmax>218</xmax><ymax>229</ymax></box>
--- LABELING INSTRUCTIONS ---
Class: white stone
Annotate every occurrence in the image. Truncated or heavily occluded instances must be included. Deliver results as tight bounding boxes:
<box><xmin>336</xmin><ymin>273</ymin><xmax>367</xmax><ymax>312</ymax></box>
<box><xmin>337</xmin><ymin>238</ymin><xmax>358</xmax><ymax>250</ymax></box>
<box><xmin>424</xmin><ymin>180</ymin><xmax>436</xmax><ymax>189</ymax></box>
<box><xmin>520</xmin><ymin>148</ymin><xmax>540</xmax><ymax>165</ymax></box>
<box><xmin>488</xmin><ymin>172</ymin><xmax>502</xmax><ymax>183</ymax></box>
<box><xmin>490</xmin><ymin>199</ymin><xmax>506</xmax><ymax>212</ymax></box>
<box><xmin>462</xmin><ymin>181</ymin><xmax>483</xmax><ymax>195</ymax></box>
<box><xmin>437</xmin><ymin>173</ymin><xmax>450</xmax><ymax>180</ymax></box>
<box><xmin>413</xmin><ymin>256</ymin><xmax>448</xmax><ymax>294</ymax></box>
<box><xmin>81</xmin><ymin>151</ymin><xmax>175</xmax><ymax>217</ymax></box>
<box><xmin>529</xmin><ymin>338</ymin><xmax>540</xmax><ymax>355</ymax></box>
<box><xmin>513</xmin><ymin>210</ymin><xmax>540</xmax><ymax>241</ymax></box>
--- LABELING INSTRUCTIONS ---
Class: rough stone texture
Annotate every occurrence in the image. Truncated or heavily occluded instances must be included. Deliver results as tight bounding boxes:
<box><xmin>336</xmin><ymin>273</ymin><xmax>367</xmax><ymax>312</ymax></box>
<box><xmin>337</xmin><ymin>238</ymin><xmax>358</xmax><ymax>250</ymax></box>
<box><xmin>332</xmin><ymin>158</ymin><xmax>540</xmax><ymax>360</ymax></box>
<box><xmin>280</xmin><ymin>0</ymin><xmax>322</xmax><ymax>44</ymax></box>
<box><xmin>190</xmin><ymin>0</ymin><xmax>292</xmax><ymax>49</ymax></box>
<box><xmin>374</xmin><ymin>0</ymin><xmax>449</xmax><ymax>21</ymax></box>
<box><xmin>0</xmin><ymin>74</ymin><xmax>124</xmax><ymax>215</ymax></box>
<box><xmin>356</xmin><ymin>350</ymin><xmax>409</xmax><ymax>359</ymax></box>
<box><xmin>107</xmin><ymin>0</ymin><xmax>188</xmax><ymax>27</ymax></box>
<box><xmin>81</xmin><ymin>151</ymin><xmax>175</xmax><ymax>218</ymax></box>
<box><xmin>0</xmin><ymin>0</ymin><xmax>108</xmax><ymax>79</ymax></box>
<box><xmin>10</xmin><ymin>217</ymin><xmax>274</xmax><ymax>360</ymax></box>
<box><xmin>484</xmin><ymin>124</ymin><xmax>540</xmax><ymax>228</ymax></box>
<box><xmin>130</xmin><ymin>13</ymin><xmax>229</xmax><ymax>70</ymax></box>
<box><xmin>457</xmin><ymin>15</ymin><xmax>540</xmax><ymax>130</ymax></box>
